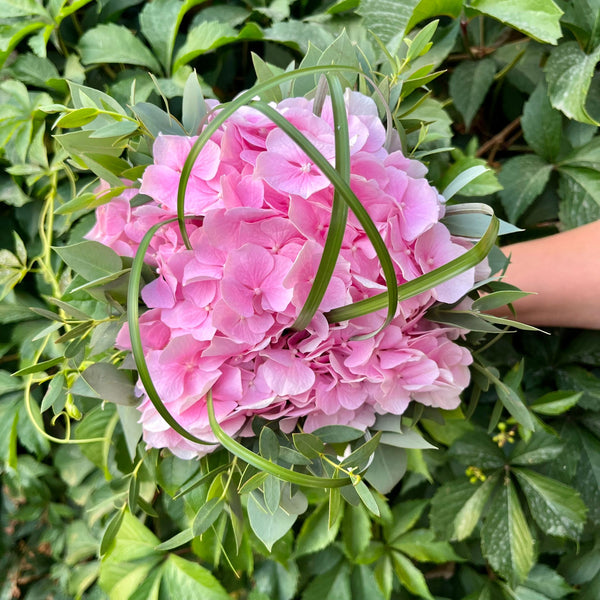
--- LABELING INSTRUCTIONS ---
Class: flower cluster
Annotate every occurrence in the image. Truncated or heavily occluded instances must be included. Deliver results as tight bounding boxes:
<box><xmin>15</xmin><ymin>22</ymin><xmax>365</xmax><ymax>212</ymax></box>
<box><xmin>88</xmin><ymin>91</ymin><xmax>477</xmax><ymax>459</ymax></box>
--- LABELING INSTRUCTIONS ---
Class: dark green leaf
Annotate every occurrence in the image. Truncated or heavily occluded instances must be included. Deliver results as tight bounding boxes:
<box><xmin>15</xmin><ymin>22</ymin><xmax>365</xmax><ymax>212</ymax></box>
<box><xmin>81</xmin><ymin>363</ymin><xmax>136</xmax><ymax>406</ymax></box>
<box><xmin>296</xmin><ymin>501</ymin><xmax>343</xmax><ymax>557</ymax></box>
<box><xmin>449</xmin><ymin>430</ymin><xmax>506</xmax><ymax>469</ymax></box>
<box><xmin>391</xmin><ymin>550</ymin><xmax>434</xmax><ymax>600</ymax></box>
<box><xmin>430</xmin><ymin>475</ymin><xmax>499</xmax><ymax>541</ymax></box>
<box><xmin>514</xmin><ymin>468</ymin><xmax>586</xmax><ymax>539</ymax></box>
<box><xmin>481</xmin><ymin>479</ymin><xmax>534</xmax><ymax>586</ymax></box>
<box><xmin>556</xmin><ymin>365</ymin><xmax>600</xmax><ymax>410</ymax></box>
<box><xmin>79</xmin><ymin>24</ymin><xmax>162</xmax><ymax>72</ymax></box>
<box><xmin>312</xmin><ymin>425</ymin><xmax>365</xmax><ymax>443</ymax></box>
<box><xmin>521</xmin><ymin>82</ymin><xmax>562</xmax><ymax>162</ymax></box>
<box><xmin>254</xmin><ymin>559</ymin><xmax>299</xmax><ymax>600</ymax></box>
<box><xmin>545</xmin><ymin>42</ymin><xmax>600</xmax><ymax>125</ymax></box>
<box><xmin>301</xmin><ymin>559</ymin><xmax>351</xmax><ymax>600</ymax></box>
<box><xmin>510</xmin><ymin>430</ymin><xmax>564</xmax><ymax>466</ymax></box>
<box><xmin>498</xmin><ymin>155</ymin><xmax>552</xmax><ymax>223</ymax></box>
<box><xmin>387</xmin><ymin>499</ymin><xmax>428</xmax><ymax>542</ymax></box>
<box><xmin>100</xmin><ymin>508</ymin><xmax>125</xmax><ymax>557</ymax></box>
<box><xmin>449</xmin><ymin>58</ymin><xmax>496</xmax><ymax>128</ymax></box>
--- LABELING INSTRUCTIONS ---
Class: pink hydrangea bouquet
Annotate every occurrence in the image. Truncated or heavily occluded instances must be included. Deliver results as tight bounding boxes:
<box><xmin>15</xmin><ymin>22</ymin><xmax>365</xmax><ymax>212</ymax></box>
<box><xmin>85</xmin><ymin>73</ymin><xmax>496</xmax><ymax>470</ymax></box>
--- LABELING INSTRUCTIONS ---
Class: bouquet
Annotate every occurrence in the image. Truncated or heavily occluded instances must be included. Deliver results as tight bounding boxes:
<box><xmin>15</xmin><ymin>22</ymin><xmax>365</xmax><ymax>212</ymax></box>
<box><xmin>30</xmin><ymin>48</ymin><xmax>525</xmax><ymax>594</ymax></box>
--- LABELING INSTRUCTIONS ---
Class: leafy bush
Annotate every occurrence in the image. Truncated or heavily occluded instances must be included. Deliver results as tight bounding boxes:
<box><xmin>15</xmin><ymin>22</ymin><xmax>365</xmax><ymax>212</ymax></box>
<box><xmin>1</xmin><ymin>0</ymin><xmax>600</xmax><ymax>599</ymax></box>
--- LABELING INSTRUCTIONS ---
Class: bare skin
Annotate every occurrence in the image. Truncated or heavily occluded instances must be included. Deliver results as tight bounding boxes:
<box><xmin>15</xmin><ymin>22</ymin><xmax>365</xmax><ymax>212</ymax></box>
<box><xmin>492</xmin><ymin>220</ymin><xmax>600</xmax><ymax>330</ymax></box>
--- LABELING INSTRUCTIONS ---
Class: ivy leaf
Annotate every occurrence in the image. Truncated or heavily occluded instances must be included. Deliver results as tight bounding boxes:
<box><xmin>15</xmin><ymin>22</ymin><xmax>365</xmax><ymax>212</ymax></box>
<box><xmin>79</xmin><ymin>24</ymin><xmax>162</xmax><ymax>73</ymax></box>
<box><xmin>468</xmin><ymin>0</ymin><xmax>563</xmax><ymax>44</ymax></box>
<box><xmin>481</xmin><ymin>478</ymin><xmax>534</xmax><ymax>587</ymax></box>
<box><xmin>449</xmin><ymin>58</ymin><xmax>497</xmax><ymax>128</ymax></box>
<box><xmin>545</xmin><ymin>41</ymin><xmax>600</xmax><ymax>125</ymax></box>
<box><xmin>521</xmin><ymin>82</ymin><xmax>562</xmax><ymax>162</ymax></box>
<box><xmin>498</xmin><ymin>155</ymin><xmax>553</xmax><ymax>223</ymax></box>
<box><xmin>514</xmin><ymin>468</ymin><xmax>586</xmax><ymax>539</ymax></box>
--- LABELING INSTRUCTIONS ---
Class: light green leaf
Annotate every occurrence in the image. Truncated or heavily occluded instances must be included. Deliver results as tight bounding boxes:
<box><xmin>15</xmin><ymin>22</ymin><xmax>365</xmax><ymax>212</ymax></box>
<box><xmin>530</xmin><ymin>390</ymin><xmax>582</xmax><ymax>415</ymax></box>
<box><xmin>81</xmin><ymin>363</ymin><xmax>136</xmax><ymax>406</ymax></box>
<box><xmin>79</xmin><ymin>24</ymin><xmax>162</xmax><ymax>72</ymax></box>
<box><xmin>392</xmin><ymin>528</ymin><xmax>462</xmax><ymax>563</ymax></box>
<box><xmin>521</xmin><ymin>82</ymin><xmax>562</xmax><ymax>162</ymax></box>
<box><xmin>263</xmin><ymin>21</ymin><xmax>334</xmax><ymax>55</ymax></box>
<box><xmin>392</xmin><ymin>550</ymin><xmax>434</xmax><ymax>600</ymax></box>
<box><xmin>498</xmin><ymin>155</ymin><xmax>552</xmax><ymax>223</ymax></box>
<box><xmin>54</xmin><ymin>241</ymin><xmax>122</xmax><ymax>282</ymax></box>
<box><xmin>449</xmin><ymin>58</ymin><xmax>496</xmax><ymax>128</ymax></box>
<box><xmin>406</xmin><ymin>0</ymin><xmax>463</xmax><ymax>32</ymax></box>
<box><xmin>161</xmin><ymin>554</ymin><xmax>230</xmax><ymax>600</ymax></box>
<box><xmin>342</xmin><ymin>503</ymin><xmax>371</xmax><ymax>559</ymax></box>
<box><xmin>247</xmin><ymin>491</ymin><xmax>297</xmax><ymax>551</ymax></box>
<box><xmin>481</xmin><ymin>479</ymin><xmax>534</xmax><ymax>586</ymax></box>
<box><xmin>0</xmin><ymin>0</ymin><xmax>48</xmax><ymax>17</ymax></box>
<box><xmin>468</xmin><ymin>0</ymin><xmax>563</xmax><ymax>43</ymax></box>
<box><xmin>357</xmin><ymin>0</ymin><xmax>420</xmax><ymax>45</ymax></box>
<box><xmin>364</xmin><ymin>443</ymin><xmax>407</xmax><ymax>494</ymax></box>
<box><xmin>296</xmin><ymin>501</ymin><xmax>343</xmax><ymax>557</ymax></box>
<box><xmin>102</xmin><ymin>511</ymin><xmax>161</xmax><ymax>563</ymax></box>
<box><xmin>545</xmin><ymin>42</ymin><xmax>600</xmax><ymax>125</ymax></box>
<box><xmin>441</xmin><ymin>159</ymin><xmax>502</xmax><ymax>198</ymax></box>
<box><xmin>514</xmin><ymin>468</ymin><xmax>586</xmax><ymax>539</ymax></box>
<box><xmin>139</xmin><ymin>0</ymin><xmax>183</xmax><ymax>73</ymax></box>
<box><xmin>558</xmin><ymin>166</ymin><xmax>600</xmax><ymax>206</ymax></box>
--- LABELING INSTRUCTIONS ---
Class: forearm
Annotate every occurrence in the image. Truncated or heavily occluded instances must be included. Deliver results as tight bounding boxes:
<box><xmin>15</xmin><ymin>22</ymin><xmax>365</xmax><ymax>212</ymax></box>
<box><xmin>492</xmin><ymin>220</ymin><xmax>600</xmax><ymax>330</ymax></box>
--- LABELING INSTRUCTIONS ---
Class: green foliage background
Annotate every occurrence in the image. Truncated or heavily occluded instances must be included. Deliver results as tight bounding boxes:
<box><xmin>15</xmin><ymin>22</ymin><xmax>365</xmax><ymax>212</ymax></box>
<box><xmin>1</xmin><ymin>0</ymin><xmax>600</xmax><ymax>599</ymax></box>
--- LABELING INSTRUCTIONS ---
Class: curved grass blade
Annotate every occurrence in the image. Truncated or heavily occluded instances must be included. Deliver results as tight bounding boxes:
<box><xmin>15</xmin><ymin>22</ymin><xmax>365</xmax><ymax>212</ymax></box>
<box><xmin>250</xmin><ymin>101</ymin><xmax>398</xmax><ymax>335</ymax></box>
<box><xmin>206</xmin><ymin>391</ymin><xmax>352</xmax><ymax>489</ymax></box>
<box><xmin>177</xmin><ymin>64</ymin><xmax>363</xmax><ymax>249</ymax></box>
<box><xmin>127</xmin><ymin>217</ymin><xmax>213</xmax><ymax>446</ymax></box>
<box><xmin>291</xmin><ymin>74</ymin><xmax>350</xmax><ymax>332</ymax></box>
<box><xmin>326</xmin><ymin>214</ymin><xmax>500</xmax><ymax>323</ymax></box>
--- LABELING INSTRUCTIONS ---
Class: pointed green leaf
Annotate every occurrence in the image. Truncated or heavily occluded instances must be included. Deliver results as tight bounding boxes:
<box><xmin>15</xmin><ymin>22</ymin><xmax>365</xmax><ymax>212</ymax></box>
<box><xmin>545</xmin><ymin>42</ymin><xmax>600</xmax><ymax>125</ymax></box>
<box><xmin>247</xmin><ymin>491</ymin><xmax>297</xmax><ymax>551</ymax></box>
<box><xmin>54</xmin><ymin>241</ymin><xmax>122</xmax><ymax>282</ymax></box>
<box><xmin>481</xmin><ymin>479</ymin><xmax>534</xmax><ymax>586</ymax></box>
<box><xmin>449</xmin><ymin>58</ymin><xmax>497</xmax><ymax>128</ymax></box>
<box><xmin>510</xmin><ymin>431</ymin><xmax>563</xmax><ymax>466</ymax></box>
<box><xmin>392</xmin><ymin>551</ymin><xmax>434</xmax><ymax>600</ymax></box>
<box><xmin>521</xmin><ymin>82</ymin><xmax>562</xmax><ymax>162</ymax></box>
<box><xmin>514</xmin><ymin>468</ymin><xmax>586</xmax><ymax>539</ymax></box>
<box><xmin>392</xmin><ymin>528</ymin><xmax>462</xmax><ymax>563</ymax></box>
<box><xmin>79</xmin><ymin>24</ymin><xmax>162</xmax><ymax>72</ymax></box>
<box><xmin>161</xmin><ymin>554</ymin><xmax>230</xmax><ymax>600</ymax></box>
<box><xmin>296</xmin><ymin>501</ymin><xmax>343</xmax><ymax>557</ymax></box>
<box><xmin>468</xmin><ymin>0</ymin><xmax>563</xmax><ymax>44</ymax></box>
<box><xmin>498</xmin><ymin>155</ymin><xmax>552</xmax><ymax>223</ymax></box>
<box><xmin>342</xmin><ymin>503</ymin><xmax>371</xmax><ymax>559</ymax></box>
